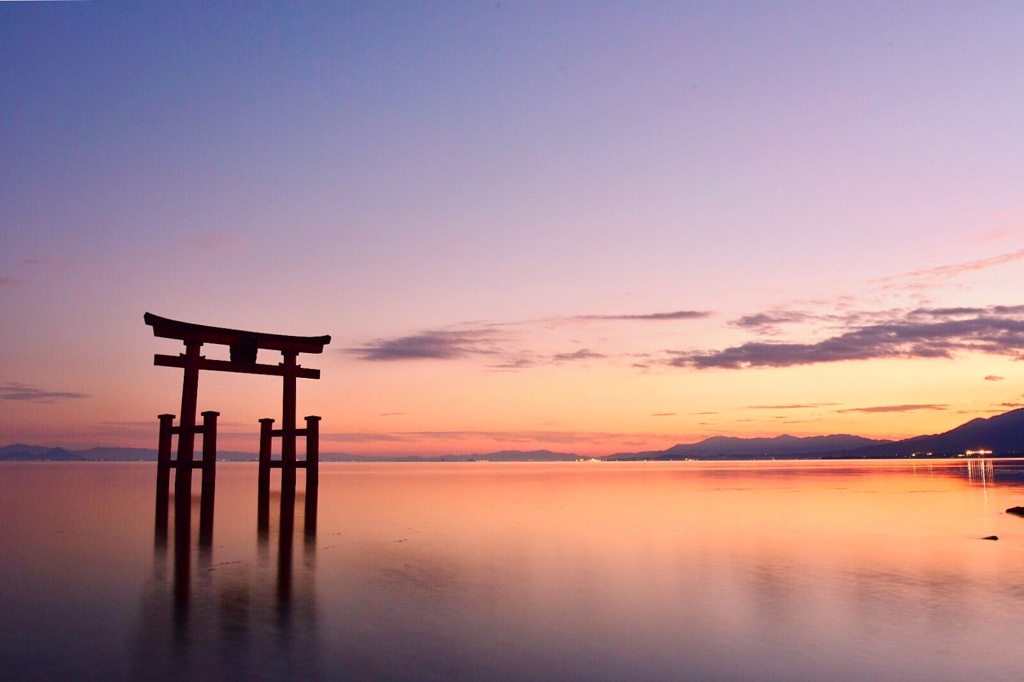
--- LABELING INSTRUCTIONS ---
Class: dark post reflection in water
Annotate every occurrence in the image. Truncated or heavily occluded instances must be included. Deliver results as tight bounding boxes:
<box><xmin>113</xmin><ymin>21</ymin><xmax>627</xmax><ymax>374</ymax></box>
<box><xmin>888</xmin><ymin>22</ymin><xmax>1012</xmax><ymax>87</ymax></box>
<box><xmin>276</xmin><ymin>482</ymin><xmax>296</xmax><ymax>608</ymax></box>
<box><xmin>144</xmin><ymin>466</ymin><xmax>319</xmax><ymax>679</ymax></box>
<box><xmin>154</xmin><ymin>478</ymin><xmax>320</xmax><ymax>605</ymax></box>
<box><xmin>198</xmin><ymin>410</ymin><xmax>218</xmax><ymax>548</ymax></box>
<box><xmin>258</xmin><ymin>418</ymin><xmax>275</xmax><ymax>535</ymax></box>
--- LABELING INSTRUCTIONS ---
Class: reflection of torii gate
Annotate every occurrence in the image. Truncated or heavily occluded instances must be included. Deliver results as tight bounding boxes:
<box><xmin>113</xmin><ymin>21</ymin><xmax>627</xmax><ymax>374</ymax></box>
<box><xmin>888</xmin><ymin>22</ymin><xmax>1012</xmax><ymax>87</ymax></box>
<box><xmin>145</xmin><ymin>312</ymin><xmax>331</xmax><ymax>538</ymax></box>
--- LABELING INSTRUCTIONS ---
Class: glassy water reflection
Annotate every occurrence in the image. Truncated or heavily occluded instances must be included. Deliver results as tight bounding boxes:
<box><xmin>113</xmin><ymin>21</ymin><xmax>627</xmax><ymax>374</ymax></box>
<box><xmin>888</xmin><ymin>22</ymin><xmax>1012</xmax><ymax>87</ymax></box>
<box><xmin>3</xmin><ymin>460</ymin><xmax>1024</xmax><ymax>680</ymax></box>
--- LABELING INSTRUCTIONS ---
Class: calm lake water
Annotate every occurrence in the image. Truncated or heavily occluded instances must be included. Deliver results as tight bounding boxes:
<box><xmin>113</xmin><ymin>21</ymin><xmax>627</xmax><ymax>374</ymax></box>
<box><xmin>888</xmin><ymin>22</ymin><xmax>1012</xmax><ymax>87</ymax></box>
<box><xmin>3</xmin><ymin>460</ymin><xmax>1024</xmax><ymax>681</ymax></box>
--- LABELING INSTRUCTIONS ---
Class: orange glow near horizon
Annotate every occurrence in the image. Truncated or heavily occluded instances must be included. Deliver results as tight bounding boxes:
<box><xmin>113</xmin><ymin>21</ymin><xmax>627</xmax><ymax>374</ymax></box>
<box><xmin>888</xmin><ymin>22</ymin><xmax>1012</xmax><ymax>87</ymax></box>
<box><xmin>4</xmin><ymin>345</ymin><xmax>1020</xmax><ymax>457</ymax></box>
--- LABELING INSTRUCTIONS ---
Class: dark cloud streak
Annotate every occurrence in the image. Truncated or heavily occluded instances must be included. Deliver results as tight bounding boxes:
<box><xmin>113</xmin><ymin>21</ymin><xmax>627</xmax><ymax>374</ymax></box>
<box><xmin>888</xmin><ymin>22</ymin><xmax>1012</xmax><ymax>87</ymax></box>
<box><xmin>552</xmin><ymin>349</ymin><xmax>605</xmax><ymax>362</ymax></box>
<box><xmin>748</xmin><ymin>403</ymin><xmax>838</xmax><ymax>410</ymax></box>
<box><xmin>837</xmin><ymin>404</ymin><xmax>947</xmax><ymax>414</ymax></box>
<box><xmin>348</xmin><ymin>329</ymin><xmax>501</xmax><ymax>361</ymax></box>
<box><xmin>731</xmin><ymin>311</ymin><xmax>811</xmax><ymax>329</ymax></box>
<box><xmin>575</xmin><ymin>310</ymin><xmax>710</xmax><ymax>321</ymax></box>
<box><xmin>1</xmin><ymin>383</ymin><xmax>89</xmax><ymax>403</ymax></box>
<box><xmin>671</xmin><ymin>308</ymin><xmax>1024</xmax><ymax>369</ymax></box>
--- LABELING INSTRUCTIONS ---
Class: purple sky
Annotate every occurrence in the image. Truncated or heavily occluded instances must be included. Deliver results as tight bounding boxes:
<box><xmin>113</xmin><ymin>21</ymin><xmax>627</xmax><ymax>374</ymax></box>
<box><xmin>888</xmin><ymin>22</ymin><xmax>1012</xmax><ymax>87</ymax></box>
<box><xmin>2</xmin><ymin>2</ymin><xmax>1023</xmax><ymax>455</ymax></box>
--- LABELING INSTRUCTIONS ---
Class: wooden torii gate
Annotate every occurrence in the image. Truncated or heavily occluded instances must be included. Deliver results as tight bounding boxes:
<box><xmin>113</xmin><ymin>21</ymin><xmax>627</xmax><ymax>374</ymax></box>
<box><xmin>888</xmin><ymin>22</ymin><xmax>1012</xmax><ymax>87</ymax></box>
<box><xmin>145</xmin><ymin>312</ymin><xmax>331</xmax><ymax>537</ymax></box>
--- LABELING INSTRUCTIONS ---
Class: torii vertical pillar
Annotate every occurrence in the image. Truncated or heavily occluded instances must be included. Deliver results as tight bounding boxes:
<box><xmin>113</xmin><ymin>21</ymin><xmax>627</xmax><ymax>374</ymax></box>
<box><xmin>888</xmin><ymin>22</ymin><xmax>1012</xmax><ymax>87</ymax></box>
<box><xmin>175</xmin><ymin>341</ymin><xmax>202</xmax><ymax>529</ymax></box>
<box><xmin>281</xmin><ymin>351</ymin><xmax>299</xmax><ymax>490</ymax></box>
<box><xmin>304</xmin><ymin>415</ymin><xmax>320</xmax><ymax>535</ymax></box>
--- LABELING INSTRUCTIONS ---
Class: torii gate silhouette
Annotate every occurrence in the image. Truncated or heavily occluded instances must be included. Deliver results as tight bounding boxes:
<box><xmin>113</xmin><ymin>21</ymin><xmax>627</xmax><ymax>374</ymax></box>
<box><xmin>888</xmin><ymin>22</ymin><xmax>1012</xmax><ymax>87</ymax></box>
<box><xmin>145</xmin><ymin>312</ymin><xmax>331</xmax><ymax>540</ymax></box>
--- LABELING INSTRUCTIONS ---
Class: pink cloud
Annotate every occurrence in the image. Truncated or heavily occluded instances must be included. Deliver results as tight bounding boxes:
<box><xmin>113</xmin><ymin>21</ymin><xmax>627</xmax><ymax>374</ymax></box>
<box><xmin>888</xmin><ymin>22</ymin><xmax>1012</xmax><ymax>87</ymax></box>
<box><xmin>837</xmin><ymin>404</ymin><xmax>947</xmax><ymax>414</ymax></box>
<box><xmin>974</xmin><ymin>211</ymin><xmax>1022</xmax><ymax>242</ymax></box>
<box><xmin>874</xmin><ymin>248</ymin><xmax>1024</xmax><ymax>288</ymax></box>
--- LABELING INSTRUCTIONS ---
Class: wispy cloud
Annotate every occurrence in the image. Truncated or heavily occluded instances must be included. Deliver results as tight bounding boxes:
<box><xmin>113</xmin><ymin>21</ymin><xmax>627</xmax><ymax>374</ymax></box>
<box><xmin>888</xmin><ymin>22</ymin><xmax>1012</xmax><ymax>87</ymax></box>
<box><xmin>321</xmin><ymin>429</ymin><xmax>639</xmax><ymax>447</ymax></box>
<box><xmin>321</xmin><ymin>432</ymin><xmax>413</xmax><ymax>443</ymax></box>
<box><xmin>0</xmin><ymin>277</ymin><xmax>25</xmax><ymax>287</ymax></box>
<box><xmin>669</xmin><ymin>306</ymin><xmax>1024</xmax><ymax>369</ymax></box>
<box><xmin>574</xmin><ymin>310</ymin><xmax>710</xmax><ymax>321</ymax></box>
<box><xmin>552</xmin><ymin>348</ymin><xmax>605</xmax><ymax>362</ymax></box>
<box><xmin>1</xmin><ymin>382</ymin><xmax>89</xmax><ymax>403</ymax></box>
<box><xmin>489</xmin><ymin>356</ymin><xmax>537</xmax><ymax>370</ymax></box>
<box><xmin>731</xmin><ymin>311</ymin><xmax>813</xmax><ymax>330</ymax></box>
<box><xmin>651</xmin><ymin>412</ymin><xmax>676</xmax><ymax>417</ymax></box>
<box><xmin>352</xmin><ymin>308</ymin><xmax>710</xmax><ymax>367</ymax></box>
<box><xmin>874</xmin><ymin>248</ymin><xmax>1024</xmax><ymax>287</ymax></box>
<box><xmin>349</xmin><ymin>329</ymin><xmax>503</xmax><ymax>361</ymax></box>
<box><xmin>908</xmin><ymin>305</ymin><xmax>1024</xmax><ymax>317</ymax></box>
<box><xmin>748</xmin><ymin>403</ymin><xmax>838</xmax><ymax>410</ymax></box>
<box><xmin>727</xmin><ymin>305</ymin><xmax>906</xmax><ymax>336</ymax></box>
<box><xmin>985</xmin><ymin>375</ymin><xmax>1006</xmax><ymax>382</ymax></box>
<box><xmin>836</xmin><ymin>404</ymin><xmax>947</xmax><ymax>414</ymax></box>
<box><xmin>973</xmin><ymin>211</ymin><xmax>1022</xmax><ymax>242</ymax></box>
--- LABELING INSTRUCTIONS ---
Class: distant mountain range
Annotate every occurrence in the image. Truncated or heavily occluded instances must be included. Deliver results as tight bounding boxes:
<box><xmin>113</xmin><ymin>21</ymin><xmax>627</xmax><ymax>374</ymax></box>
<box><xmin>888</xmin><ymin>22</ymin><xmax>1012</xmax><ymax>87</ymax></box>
<box><xmin>359</xmin><ymin>450</ymin><xmax>583</xmax><ymax>463</ymax></box>
<box><xmin>610</xmin><ymin>407</ymin><xmax>1024</xmax><ymax>460</ymax></box>
<box><xmin>4</xmin><ymin>408</ymin><xmax>1024</xmax><ymax>462</ymax></box>
<box><xmin>606</xmin><ymin>434</ymin><xmax>889</xmax><ymax>460</ymax></box>
<box><xmin>846</xmin><ymin>407</ymin><xmax>1024</xmax><ymax>459</ymax></box>
<box><xmin>0</xmin><ymin>444</ymin><xmax>264</xmax><ymax>462</ymax></box>
<box><xmin>0</xmin><ymin>444</ymin><xmax>581</xmax><ymax>463</ymax></box>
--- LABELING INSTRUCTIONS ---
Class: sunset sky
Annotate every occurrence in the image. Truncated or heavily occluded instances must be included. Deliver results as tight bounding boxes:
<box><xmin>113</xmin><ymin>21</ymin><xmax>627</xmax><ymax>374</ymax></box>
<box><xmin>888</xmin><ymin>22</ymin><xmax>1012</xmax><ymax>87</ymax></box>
<box><xmin>3</xmin><ymin>2</ymin><xmax>1023</xmax><ymax>456</ymax></box>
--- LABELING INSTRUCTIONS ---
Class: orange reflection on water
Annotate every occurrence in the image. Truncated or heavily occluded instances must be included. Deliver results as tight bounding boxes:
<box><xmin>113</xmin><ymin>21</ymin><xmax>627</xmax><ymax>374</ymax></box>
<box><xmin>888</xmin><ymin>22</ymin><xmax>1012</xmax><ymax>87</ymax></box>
<box><xmin>5</xmin><ymin>460</ymin><xmax>1024</xmax><ymax>680</ymax></box>
<box><xmin>307</xmin><ymin>460</ymin><xmax>1024</xmax><ymax>680</ymax></box>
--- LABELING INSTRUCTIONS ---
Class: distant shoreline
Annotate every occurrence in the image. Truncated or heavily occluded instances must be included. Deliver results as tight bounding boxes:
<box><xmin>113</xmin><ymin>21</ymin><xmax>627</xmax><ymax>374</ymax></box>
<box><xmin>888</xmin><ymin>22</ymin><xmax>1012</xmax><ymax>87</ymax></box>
<box><xmin>2</xmin><ymin>450</ymin><xmax>1022</xmax><ymax>464</ymax></box>
<box><xmin>5</xmin><ymin>406</ymin><xmax>1024</xmax><ymax>463</ymax></box>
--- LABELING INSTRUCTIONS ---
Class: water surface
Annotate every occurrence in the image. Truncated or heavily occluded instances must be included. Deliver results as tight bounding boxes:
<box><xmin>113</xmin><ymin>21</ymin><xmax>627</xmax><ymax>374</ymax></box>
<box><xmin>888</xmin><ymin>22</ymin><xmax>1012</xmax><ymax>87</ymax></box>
<box><xmin>2</xmin><ymin>460</ymin><xmax>1024</xmax><ymax>680</ymax></box>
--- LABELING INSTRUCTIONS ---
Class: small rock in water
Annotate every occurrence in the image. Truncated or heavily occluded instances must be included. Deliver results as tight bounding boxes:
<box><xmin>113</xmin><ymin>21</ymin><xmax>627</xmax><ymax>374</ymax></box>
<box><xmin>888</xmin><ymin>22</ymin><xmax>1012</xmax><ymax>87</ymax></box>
<box><xmin>1006</xmin><ymin>506</ymin><xmax>1024</xmax><ymax>517</ymax></box>
<box><xmin>982</xmin><ymin>535</ymin><xmax>999</xmax><ymax>541</ymax></box>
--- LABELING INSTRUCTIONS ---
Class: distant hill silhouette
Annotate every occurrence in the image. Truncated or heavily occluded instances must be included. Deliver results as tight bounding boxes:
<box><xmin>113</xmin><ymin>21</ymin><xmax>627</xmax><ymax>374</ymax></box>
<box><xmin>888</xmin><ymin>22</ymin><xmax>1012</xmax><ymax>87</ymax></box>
<box><xmin>0</xmin><ymin>445</ymin><xmax>84</xmax><ymax>461</ymax></box>
<box><xmin>5</xmin><ymin>408</ymin><xmax>1024</xmax><ymax>461</ymax></box>
<box><xmin>606</xmin><ymin>434</ymin><xmax>890</xmax><ymax>460</ymax></box>
<box><xmin>0</xmin><ymin>444</ymin><xmax>578</xmax><ymax>463</ymax></box>
<box><xmin>846</xmin><ymin>407</ymin><xmax>1024</xmax><ymax>458</ymax></box>
<box><xmin>607</xmin><ymin>407</ymin><xmax>1024</xmax><ymax>460</ymax></box>
<box><xmin>438</xmin><ymin>449</ymin><xmax>580</xmax><ymax>462</ymax></box>
<box><xmin>0</xmin><ymin>445</ymin><xmax>259</xmax><ymax>462</ymax></box>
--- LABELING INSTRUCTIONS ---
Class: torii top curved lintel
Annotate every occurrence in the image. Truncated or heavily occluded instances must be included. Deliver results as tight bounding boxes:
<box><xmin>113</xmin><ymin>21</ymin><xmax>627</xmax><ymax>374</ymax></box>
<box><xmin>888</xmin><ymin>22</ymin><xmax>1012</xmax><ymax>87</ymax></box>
<box><xmin>145</xmin><ymin>312</ymin><xmax>331</xmax><ymax>354</ymax></box>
